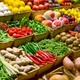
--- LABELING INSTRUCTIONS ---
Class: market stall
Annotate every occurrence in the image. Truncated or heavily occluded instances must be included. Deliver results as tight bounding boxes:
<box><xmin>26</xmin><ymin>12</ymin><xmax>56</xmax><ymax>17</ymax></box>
<box><xmin>0</xmin><ymin>0</ymin><xmax>80</xmax><ymax>80</ymax></box>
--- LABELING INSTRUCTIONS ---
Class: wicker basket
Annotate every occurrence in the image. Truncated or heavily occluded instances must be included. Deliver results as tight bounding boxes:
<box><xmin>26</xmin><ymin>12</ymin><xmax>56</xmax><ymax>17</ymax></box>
<box><xmin>49</xmin><ymin>24</ymin><xmax>77</xmax><ymax>38</ymax></box>
<box><xmin>13</xmin><ymin>11</ymin><xmax>31</xmax><ymax>21</ymax></box>
<box><xmin>37</xmin><ymin>62</ymin><xmax>55</xmax><ymax>75</ymax></box>
<box><xmin>32</xmin><ymin>31</ymin><xmax>49</xmax><ymax>42</ymax></box>
<box><xmin>13</xmin><ymin>34</ymin><xmax>33</xmax><ymax>47</ymax></box>
<box><xmin>54</xmin><ymin>50</ymin><xmax>72</xmax><ymax>67</ymax></box>
<box><xmin>0</xmin><ymin>14</ymin><xmax>12</xmax><ymax>22</ymax></box>
<box><xmin>0</xmin><ymin>41</ymin><xmax>13</xmax><ymax>50</ymax></box>
<box><xmin>42</xmin><ymin>66</ymin><xmax>75</xmax><ymax>80</ymax></box>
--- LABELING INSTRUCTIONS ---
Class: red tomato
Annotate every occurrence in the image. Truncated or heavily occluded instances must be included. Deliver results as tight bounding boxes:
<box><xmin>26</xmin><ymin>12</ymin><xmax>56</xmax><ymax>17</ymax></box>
<box><xmin>12</xmin><ymin>33</ymin><xmax>18</xmax><ymax>38</ymax></box>
<box><xmin>39</xmin><ymin>4</ymin><xmax>44</xmax><ymax>10</ymax></box>
<box><xmin>33</xmin><ymin>0</ymin><xmax>39</xmax><ymax>5</ymax></box>
<box><xmin>44</xmin><ymin>2</ymin><xmax>50</xmax><ymax>9</ymax></box>
<box><xmin>8</xmin><ymin>30</ymin><xmax>14</xmax><ymax>36</ymax></box>
<box><xmin>32</xmin><ymin>5</ymin><xmax>39</xmax><ymax>10</ymax></box>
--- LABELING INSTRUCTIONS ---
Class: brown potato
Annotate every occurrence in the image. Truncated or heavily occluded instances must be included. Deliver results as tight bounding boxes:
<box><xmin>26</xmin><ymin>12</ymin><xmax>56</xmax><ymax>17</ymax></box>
<box><xmin>60</xmin><ymin>32</ymin><xmax>66</xmax><ymax>36</ymax></box>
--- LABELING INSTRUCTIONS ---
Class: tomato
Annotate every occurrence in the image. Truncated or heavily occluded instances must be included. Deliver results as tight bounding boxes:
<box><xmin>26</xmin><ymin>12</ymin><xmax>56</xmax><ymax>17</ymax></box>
<box><xmin>33</xmin><ymin>0</ymin><xmax>39</xmax><ymax>5</ymax></box>
<box><xmin>44</xmin><ymin>2</ymin><xmax>50</xmax><ymax>9</ymax></box>
<box><xmin>32</xmin><ymin>5</ymin><xmax>39</xmax><ymax>10</ymax></box>
<box><xmin>8</xmin><ymin>30</ymin><xmax>14</xmax><ymax>36</ymax></box>
<box><xmin>39</xmin><ymin>4</ymin><xmax>44</xmax><ymax>10</ymax></box>
<box><xmin>12</xmin><ymin>33</ymin><xmax>18</xmax><ymax>38</ymax></box>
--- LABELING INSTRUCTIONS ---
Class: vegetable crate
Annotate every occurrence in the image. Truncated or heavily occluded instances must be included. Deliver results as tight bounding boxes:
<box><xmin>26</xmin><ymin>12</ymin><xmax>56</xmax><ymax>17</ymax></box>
<box><xmin>16</xmin><ymin>65</ymin><xmax>39</xmax><ymax>80</ymax></box>
<box><xmin>13</xmin><ymin>34</ymin><xmax>33</xmax><ymax>47</ymax></box>
<box><xmin>32</xmin><ymin>31</ymin><xmax>49</xmax><ymax>42</ymax></box>
<box><xmin>42</xmin><ymin>66</ymin><xmax>75</xmax><ymax>80</ymax></box>
<box><xmin>0</xmin><ymin>41</ymin><xmax>13</xmax><ymax>50</ymax></box>
<box><xmin>12</xmin><ymin>11</ymin><xmax>31</xmax><ymax>21</ymax></box>
<box><xmin>49</xmin><ymin>24</ymin><xmax>77</xmax><ymax>38</ymax></box>
<box><xmin>0</xmin><ymin>14</ymin><xmax>13</xmax><ymax>22</ymax></box>
<box><xmin>37</xmin><ymin>62</ymin><xmax>55</xmax><ymax>75</ymax></box>
<box><xmin>54</xmin><ymin>50</ymin><xmax>72</xmax><ymax>67</ymax></box>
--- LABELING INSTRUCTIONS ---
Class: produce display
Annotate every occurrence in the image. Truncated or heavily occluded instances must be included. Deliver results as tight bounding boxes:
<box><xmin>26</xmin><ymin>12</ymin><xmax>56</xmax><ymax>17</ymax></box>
<box><xmin>23</xmin><ymin>0</ymin><xmax>50</xmax><ymax>10</ymax></box>
<box><xmin>19</xmin><ymin>42</ymin><xmax>41</xmax><ymax>54</ymax></box>
<box><xmin>59</xmin><ymin>8</ymin><xmax>80</xmax><ymax>21</ymax></box>
<box><xmin>0</xmin><ymin>0</ymin><xmax>80</xmax><ymax>80</ymax></box>
<box><xmin>26</xmin><ymin>50</ymin><xmax>56</xmax><ymax>65</ymax></box>
<box><xmin>26</xmin><ymin>18</ymin><xmax>49</xmax><ymax>33</ymax></box>
<box><xmin>0</xmin><ymin>2</ymin><xmax>12</xmax><ymax>16</ymax></box>
<box><xmin>55</xmin><ymin>31</ymin><xmax>80</xmax><ymax>51</ymax></box>
<box><xmin>0</xmin><ymin>47</ymin><xmax>38</xmax><ymax>78</ymax></box>
<box><xmin>63</xmin><ymin>56</ymin><xmax>80</xmax><ymax>77</ymax></box>
<box><xmin>34</xmin><ymin>10</ymin><xmax>77</xmax><ymax>29</ymax></box>
<box><xmin>0</xmin><ymin>61</ymin><xmax>13</xmax><ymax>80</ymax></box>
<box><xmin>0</xmin><ymin>29</ymin><xmax>13</xmax><ymax>42</ymax></box>
<box><xmin>7</xmin><ymin>27</ymin><xmax>33</xmax><ymax>38</ymax></box>
<box><xmin>37</xmin><ymin>38</ymin><xmax>69</xmax><ymax>56</ymax></box>
<box><xmin>4</xmin><ymin>0</ymin><xmax>31</xmax><ymax>13</ymax></box>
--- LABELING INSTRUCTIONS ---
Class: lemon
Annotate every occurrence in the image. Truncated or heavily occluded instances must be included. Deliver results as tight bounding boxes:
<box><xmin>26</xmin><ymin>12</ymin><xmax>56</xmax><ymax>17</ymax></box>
<box><xmin>24</xmin><ymin>5</ymin><xmax>31</xmax><ymax>11</ymax></box>
<box><xmin>7</xmin><ymin>0</ymin><xmax>14</xmax><ymax>6</ymax></box>
<box><xmin>19</xmin><ymin>6</ymin><xmax>25</xmax><ymax>12</ymax></box>
<box><xmin>8</xmin><ymin>6</ymin><xmax>13</xmax><ymax>11</ymax></box>
<box><xmin>19</xmin><ymin>1</ymin><xmax>25</xmax><ymax>6</ymax></box>
<box><xmin>13</xmin><ymin>2</ymin><xmax>20</xmax><ymax>8</ymax></box>
<box><xmin>12</xmin><ymin>7</ymin><xmax>19</xmax><ymax>13</ymax></box>
<box><xmin>58</xmin><ymin>0</ymin><xmax>63</xmax><ymax>4</ymax></box>
<box><xmin>15</xmin><ymin>0</ymin><xmax>20</xmax><ymax>1</ymax></box>
<box><xmin>4</xmin><ymin>0</ymin><xmax>8</xmax><ymax>3</ymax></box>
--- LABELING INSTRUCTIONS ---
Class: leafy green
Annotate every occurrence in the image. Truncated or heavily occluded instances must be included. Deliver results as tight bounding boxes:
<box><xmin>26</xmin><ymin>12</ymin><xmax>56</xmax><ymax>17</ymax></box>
<box><xmin>0</xmin><ymin>30</ymin><xmax>13</xmax><ymax>42</ymax></box>
<box><xmin>38</xmin><ymin>39</ymin><xmax>69</xmax><ymax>56</ymax></box>
<box><xmin>0</xmin><ymin>61</ymin><xmax>13</xmax><ymax>80</ymax></box>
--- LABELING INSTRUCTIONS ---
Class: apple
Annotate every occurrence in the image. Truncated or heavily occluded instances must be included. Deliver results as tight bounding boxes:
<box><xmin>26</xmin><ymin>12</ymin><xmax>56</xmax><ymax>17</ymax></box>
<box><xmin>39</xmin><ymin>0</ymin><xmax>45</xmax><ymax>4</ymax></box>
<box><xmin>39</xmin><ymin>4</ymin><xmax>44</xmax><ymax>10</ymax></box>
<box><xmin>33</xmin><ymin>0</ymin><xmax>39</xmax><ymax>5</ymax></box>
<box><xmin>32</xmin><ymin>5</ymin><xmax>39</xmax><ymax>10</ymax></box>
<box><xmin>44</xmin><ymin>2</ymin><xmax>50</xmax><ymax>9</ymax></box>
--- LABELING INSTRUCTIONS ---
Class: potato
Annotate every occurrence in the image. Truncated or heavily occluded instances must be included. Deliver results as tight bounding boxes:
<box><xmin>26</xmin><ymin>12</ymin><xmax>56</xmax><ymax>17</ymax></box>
<box><xmin>73</xmin><ymin>40</ymin><xmax>79</xmax><ymax>46</ymax></box>
<box><xmin>65</xmin><ymin>34</ymin><xmax>71</xmax><ymax>38</ymax></box>
<box><xmin>74</xmin><ymin>57</ymin><xmax>80</xmax><ymax>70</ymax></box>
<box><xmin>61</xmin><ymin>36</ymin><xmax>67</xmax><ymax>42</ymax></box>
<box><xmin>66</xmin><ymin>38</ymin><xmax>73</xmax><ymax>44</ymax></box>
<box><xmin>70</xmin><ymin>37</ymin><xmax>77</xmax><ymax>41</ymax></box>
<box><xmin>63</xmin><ymin>57</ymin><xmax>74</xmax><ymax>71</ymax></box>
<box><xmin>60</xmin><ymin>32</ymin><xmax>66</xmax><ymax>36</ymax></box>
<box><xmin>55</xmin><ymin>35</ymin><xmax>61</xmax><ymax>40</ymax></box>
<box><xmin>72</xmin><ymin>47</ymin><xmax>79</xmax><ymax>51</ymax></box>
<box><xmin>68</xmin><ymin>44</ymin><xmax>73</xmax><ymax>48</ymax></box>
